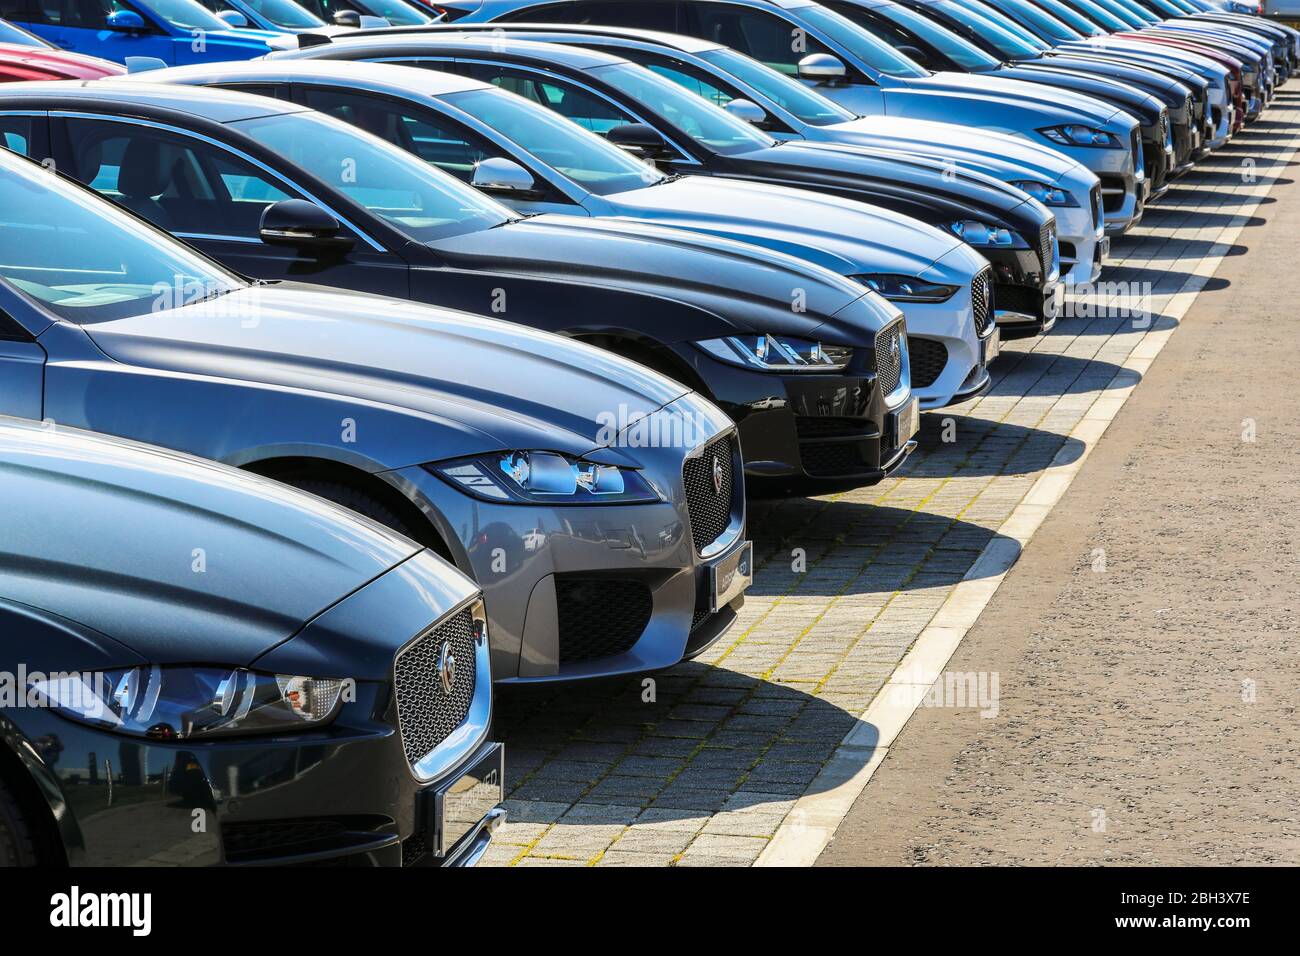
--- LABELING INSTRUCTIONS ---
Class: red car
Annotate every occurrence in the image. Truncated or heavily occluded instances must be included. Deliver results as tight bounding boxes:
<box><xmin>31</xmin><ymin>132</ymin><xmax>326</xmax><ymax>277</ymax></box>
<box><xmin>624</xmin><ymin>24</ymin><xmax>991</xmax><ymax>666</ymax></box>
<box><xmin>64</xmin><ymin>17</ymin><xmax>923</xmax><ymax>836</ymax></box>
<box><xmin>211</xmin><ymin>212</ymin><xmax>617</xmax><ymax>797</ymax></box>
<box><xmin>0</xmin><ymin>19</ymin><xmax>123</xmax><ymax>82</ymax></box>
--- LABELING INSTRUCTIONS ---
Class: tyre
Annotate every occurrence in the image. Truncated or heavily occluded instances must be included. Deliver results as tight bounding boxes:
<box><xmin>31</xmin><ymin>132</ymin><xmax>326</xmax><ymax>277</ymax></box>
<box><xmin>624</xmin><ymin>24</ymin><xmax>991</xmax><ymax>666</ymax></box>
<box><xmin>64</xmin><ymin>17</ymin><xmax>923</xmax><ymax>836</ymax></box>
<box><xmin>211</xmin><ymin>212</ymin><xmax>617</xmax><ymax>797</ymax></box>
<box><xmin>282</xmin><ymin>479</ymin><xmax>419</xmax><ymax>540</ymax></box>
<box><xmin>0</xmin><ymin>776</ymin><xmax>38</xmax><ymax>867</ymax></box>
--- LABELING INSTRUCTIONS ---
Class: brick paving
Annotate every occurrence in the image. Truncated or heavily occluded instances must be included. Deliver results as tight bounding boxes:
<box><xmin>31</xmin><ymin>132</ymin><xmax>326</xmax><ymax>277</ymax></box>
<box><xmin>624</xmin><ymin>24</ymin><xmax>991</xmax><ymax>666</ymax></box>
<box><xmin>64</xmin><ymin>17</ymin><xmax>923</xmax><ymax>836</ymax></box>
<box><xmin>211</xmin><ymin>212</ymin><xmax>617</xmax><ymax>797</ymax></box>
<box><xmin>482</xmin><ymin>96</ymin><xmax>1300</xmax><ymax>866</ymax></box>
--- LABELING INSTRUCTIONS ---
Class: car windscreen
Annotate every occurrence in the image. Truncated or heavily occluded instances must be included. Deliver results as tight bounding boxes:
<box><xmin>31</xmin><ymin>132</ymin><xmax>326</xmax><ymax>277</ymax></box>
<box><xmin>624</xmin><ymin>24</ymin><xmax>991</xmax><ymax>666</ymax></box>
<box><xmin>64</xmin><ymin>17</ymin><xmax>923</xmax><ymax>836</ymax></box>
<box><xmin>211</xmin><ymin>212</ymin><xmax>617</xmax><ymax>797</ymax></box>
<box><xmin>1062</xmin><ymin>0</ymin><xmax>1131</xmax><ymax>30</ymax></box>
<box><xmin>231</xmin><ymin>110</ymin><xmax>514</xmax><ymax>241</ymax></box>
<box><xmin>356</xmin><ymin>0</ymin><xmax>432</xmax><ymax>24</ymax></box>
<box><xmin>239</xmin><ymin>0</ymin><xmax>325</xmax><ymax>28</ymax></box>
<box><xmin>0</xmin><ymin>17</ymin><xmax>52</xmax><ymax>46</ymax></box>
<box><xmin>443</xmin><ymin>87</ymin><xmax>666</xmax><ymax>195</ymax></box>
<box><xmin>987</xmin><ymin>0</ymin><xmax>1084</xmax><ymax>41</ymax></box>
<box><xmin>700</xmin><ymin>47</ymin><xmax>858</xmax><ymax>125</ymax></box>
<box><xmin>1029</xmin><ymin>0</ymin><xmax>1106</xmax><ymax>36</ymax></box>
<box><xmin>794</xmin><ymin>3</ymin><xmax>931</xmax><ymax>77</ymax></box>
<box><xmin>145</xmin><ymin>0</ymin><xmax>233</xmax><ymax>32</ymax></box>
<box><xmin>840</xmin><ymin>1</ymin><xmax>1004</xmax><ymax>71</ymax></box>
<box><xmin>589</xmin><ymin>62</ymin><xmax>776</xmax><ymax>155</ymax></box>
<box><xmin>0</xmin><ymin>156</ymin><xmax>241</xmax><ymax>324</ymax></box>
<box><xmin>936</xmin><ymin>0</ymin><xmax>1049</xmax><ymax>56</ymax></box>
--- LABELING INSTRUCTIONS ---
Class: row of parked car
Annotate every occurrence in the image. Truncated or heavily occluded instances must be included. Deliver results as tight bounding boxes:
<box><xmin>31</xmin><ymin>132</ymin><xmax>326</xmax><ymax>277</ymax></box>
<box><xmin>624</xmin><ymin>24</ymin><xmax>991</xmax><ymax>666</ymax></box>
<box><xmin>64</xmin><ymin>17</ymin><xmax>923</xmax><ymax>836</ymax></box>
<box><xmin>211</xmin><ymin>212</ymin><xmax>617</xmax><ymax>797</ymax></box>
<box><xmin>0</xmin><ymin>0</ymin><xmax>1290</xmax><ymax>867</ymax></box>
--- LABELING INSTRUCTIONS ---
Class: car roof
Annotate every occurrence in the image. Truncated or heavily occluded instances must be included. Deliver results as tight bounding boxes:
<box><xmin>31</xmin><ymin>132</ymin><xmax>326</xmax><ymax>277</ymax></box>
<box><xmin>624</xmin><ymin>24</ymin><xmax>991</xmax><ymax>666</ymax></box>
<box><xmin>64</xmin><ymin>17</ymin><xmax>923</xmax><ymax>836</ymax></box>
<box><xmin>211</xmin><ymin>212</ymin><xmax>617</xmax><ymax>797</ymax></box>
<box><xmin>409</xmin><ymin>22</ymin><xmax>727</xmax><ymax>55</ymax></box>
<box><xmin>116</xmin><ymin>59</ymin><xmax>492</xmax><ymax>98</ymax></box>
<box><xmin>0</xmin><ymin>79</ymin><xmax>306</xmax><ymax>123</ymax></box>
<box><xmin>284</xmin><ymin>32</ymin><xmax>630</xmax><ymax>69</ymax></box>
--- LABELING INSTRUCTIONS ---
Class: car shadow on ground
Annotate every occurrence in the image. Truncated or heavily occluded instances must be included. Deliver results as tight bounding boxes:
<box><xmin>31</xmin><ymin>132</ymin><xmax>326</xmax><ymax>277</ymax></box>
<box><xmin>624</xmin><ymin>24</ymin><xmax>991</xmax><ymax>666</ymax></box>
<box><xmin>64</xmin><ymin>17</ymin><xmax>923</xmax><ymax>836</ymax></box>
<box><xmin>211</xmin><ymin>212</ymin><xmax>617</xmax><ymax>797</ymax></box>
<box><xmin>742</xmin><ymin>500</ymin><xmax>1020</xmax><ymax>596</ymax></box>
<box><xmin>495</xmin><ymin>667</ymin><xmax>890</xmax><ymax>814</ymax></box>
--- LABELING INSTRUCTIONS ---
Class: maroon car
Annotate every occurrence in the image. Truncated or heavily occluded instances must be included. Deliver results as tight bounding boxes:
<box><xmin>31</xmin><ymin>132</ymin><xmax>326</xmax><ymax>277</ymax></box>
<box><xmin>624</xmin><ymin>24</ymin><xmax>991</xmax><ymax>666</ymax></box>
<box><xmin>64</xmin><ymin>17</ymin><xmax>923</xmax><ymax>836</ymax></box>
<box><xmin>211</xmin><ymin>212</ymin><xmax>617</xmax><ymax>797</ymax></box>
<box><xmin>0</xmin><ymin>19</ymin><xmax>124</xmax><ymax>82</ymax></box>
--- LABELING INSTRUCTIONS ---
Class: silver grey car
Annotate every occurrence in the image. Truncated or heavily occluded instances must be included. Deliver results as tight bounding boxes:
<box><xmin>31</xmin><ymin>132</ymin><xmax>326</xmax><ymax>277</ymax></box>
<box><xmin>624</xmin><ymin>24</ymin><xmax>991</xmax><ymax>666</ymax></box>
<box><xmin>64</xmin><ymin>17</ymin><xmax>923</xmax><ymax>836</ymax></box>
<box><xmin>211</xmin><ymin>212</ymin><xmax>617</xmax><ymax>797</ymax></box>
<box><xmin>0</xmin><ymin>147</ymin><xmax>752</xmax><ymax>684</ymax></box>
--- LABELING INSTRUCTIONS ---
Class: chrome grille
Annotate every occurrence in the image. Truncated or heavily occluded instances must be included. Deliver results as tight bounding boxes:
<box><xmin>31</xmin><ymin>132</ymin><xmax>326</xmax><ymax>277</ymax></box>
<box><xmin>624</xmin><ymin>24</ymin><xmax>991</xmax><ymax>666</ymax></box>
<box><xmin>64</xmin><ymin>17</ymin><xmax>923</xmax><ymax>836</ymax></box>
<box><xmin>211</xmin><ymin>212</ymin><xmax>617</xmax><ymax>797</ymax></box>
<box><xmin>971</xmin><ymin>267</ymin><xmax>993</xmax><ymax>337</ymax></box>
<box><xmin>682</xmin><ymin>433</ymin><xmax>736</xmax><ymax>553</ymax></box>
<box><xmin>394</xmin><ymin>607</ymin><xmax>477</xmax><ymax>769</ymax></box>
<box><xmin>873</xmin><ymin>320</ymin><xmax>905</xmax><ymax>398</ymax></box>
<box><xmin>1039</xmin><ymin>221</ymin><xmax>1058</xmax><ymax>280</ymax></box>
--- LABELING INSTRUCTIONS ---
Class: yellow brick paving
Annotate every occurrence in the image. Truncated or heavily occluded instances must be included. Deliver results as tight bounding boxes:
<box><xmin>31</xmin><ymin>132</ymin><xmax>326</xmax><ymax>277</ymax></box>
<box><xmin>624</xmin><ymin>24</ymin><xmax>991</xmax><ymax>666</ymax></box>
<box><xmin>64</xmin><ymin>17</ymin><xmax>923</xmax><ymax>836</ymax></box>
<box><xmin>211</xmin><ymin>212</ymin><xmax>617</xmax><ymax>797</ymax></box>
<box><xmin>481</xmin><ymin>99</ymin><xmax>1300</xmax><ymax>866</ymax></box>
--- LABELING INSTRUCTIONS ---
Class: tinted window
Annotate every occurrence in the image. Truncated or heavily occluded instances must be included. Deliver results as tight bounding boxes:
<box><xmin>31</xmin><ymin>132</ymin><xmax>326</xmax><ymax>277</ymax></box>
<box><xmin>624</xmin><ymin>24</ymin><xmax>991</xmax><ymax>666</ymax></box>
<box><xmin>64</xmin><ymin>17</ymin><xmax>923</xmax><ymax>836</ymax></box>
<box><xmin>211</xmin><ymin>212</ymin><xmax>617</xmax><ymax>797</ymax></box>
<box><xmin>446</xmin><ymin>87</ymin><xmax>664</xmax><ymax>195</ymax></box>
<box><xmin>0</xmin><ymin>13</ymin><xmax>51</xmax><ymax>42</ymax></box>
<box><xmin>688</xmin><ymin>2</ymin><xmax>842</xmax><ymax>76</ymax></box>
<box><xmin>456</xmin><ymin>62</ymin><xmax>641</xmax><ymax>134</ymax></box>
<box><xmin>0</xmin><ymin>153</ymin><xmax>239</xmax><ymax>324</ymax></box>
<box><xmin>591</xmin><ymin>61</ymin><xmax>774</xmax><ymax>154</ymax></box>
<box><xmin>297</xmin><ymin>0</ymin><xmax>430</xmax><ymax>24</ymax></box>
<box><xmin>789</xmin><ymin>3</ymin><xmax>929</xmax><ymax>77</ymax></box>
<box><xmin>198</xmin><ymin>0</ymin><xmax>326</xmax><ymax>28</ymax></box>
<box><xmin>65</xmin><ymin>118</ymin><xmax>296</xmax><ymax>239</ymax></box>
<box><xmin>0</xmin><ymin>115</ymin><xmax>34</xmax><ymax>156</ymax></box>
<box><xmin>230</xmin><ymin>110</ymin><xmax>514</xmax><ymax>241</ymax></box>
<box><xmin>825</xmin><ymin>1</ymin><xmax>1002</xmax><ymax>71</ymax></box>
<box><xmin>700</xmin><ymin>47</ymin><xmax>854</xmax><ymax>126</ymax></box>
<box><xmin>300</xmin><ymin>86</ymin><xmax>497</xmax><ymax>182</ymax></box>
<box><xmin>569</xmin><ymin>0</ymin><xmax>681</xmax><ymax>30</ymax></box>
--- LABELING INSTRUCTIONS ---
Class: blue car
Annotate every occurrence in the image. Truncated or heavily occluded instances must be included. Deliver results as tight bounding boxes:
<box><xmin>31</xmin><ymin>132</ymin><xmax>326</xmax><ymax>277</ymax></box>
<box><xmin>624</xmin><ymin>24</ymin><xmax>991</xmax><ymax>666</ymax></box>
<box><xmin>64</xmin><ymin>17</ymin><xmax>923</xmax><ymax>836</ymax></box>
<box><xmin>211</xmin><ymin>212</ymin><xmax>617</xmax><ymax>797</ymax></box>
<box><xmin>1</xmin><ymin>0</ymin><xmax>297</xmax><ymax>64</ymax></box>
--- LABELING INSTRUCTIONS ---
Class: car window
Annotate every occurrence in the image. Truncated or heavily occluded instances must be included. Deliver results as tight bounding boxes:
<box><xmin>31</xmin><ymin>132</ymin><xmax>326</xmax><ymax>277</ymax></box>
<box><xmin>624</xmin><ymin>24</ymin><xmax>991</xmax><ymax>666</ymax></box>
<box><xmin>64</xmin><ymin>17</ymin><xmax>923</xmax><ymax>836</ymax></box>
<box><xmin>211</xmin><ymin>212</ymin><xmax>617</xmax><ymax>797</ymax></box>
<box><xmin>700</xmin><ymin>47</ymin><xmax>855</xmax><ymax>126</ymax></box>
<box><xmin>445</xmin><ymin>87</ymin><xmax>665</xmax><ymax>195</ymax></box>
<box><xmin>824</xmin><ymin>0</ymin><xmax>1003</xmax><ymax>72</ymax></box>
<box><xmin>590</xmin><ymin>61</ymin><xmax>775</xmax><ymax>155</ymax></box>
<box><xmin>567</xmin><ymin>0</ymin><xmax>682</xmax><ymax>30</ymax></box>
<box><xmin>300</xmin><ymin>86</ymin><xmax>497</xmax><ymax>183</ymax></box>
<box><xmin>297</xmin><ymin>0</ymin><xmax>430</xmax><ymax>25</ymax></box>
<box><xmin>198</xmin><ymin>0</ymin><xmax>325</xmax><ymax>27</ymax></box>
<box><xmin>230</xmin><ymin>109</ymin><xmax>515</xmax><ymax>242</ymax></box>
<box><xmin>687</xmin><ymin>1</ymin><xmax>843</xmax><ymax>76</ymax></box>
<box><xmin>455</xmin><ymin>61</ymin><xmax>644</xmax><ymax>136</ymax></box>
<box><xmin>65</xmin><ymin>118</ymin><xmax>297</xmax><ymax>240</ymax></box>
<box><xmin>0</xmin><ymin>152</ymin><xmax>240</xmax><ymax>324</ymax></box>
<box><xmin>0</xmin><ymin>115</ymin><xmax>33</xmax><ymax>156</ymax></box>
<box><xmin>0</xmin><ymin>11</ymin><xmax>52</xmax><ymax>42</ymax></box>
<box><xmin>640</xmin><ymin>56</ymin><xmax>737</xmax><ymax>111</ymax></box>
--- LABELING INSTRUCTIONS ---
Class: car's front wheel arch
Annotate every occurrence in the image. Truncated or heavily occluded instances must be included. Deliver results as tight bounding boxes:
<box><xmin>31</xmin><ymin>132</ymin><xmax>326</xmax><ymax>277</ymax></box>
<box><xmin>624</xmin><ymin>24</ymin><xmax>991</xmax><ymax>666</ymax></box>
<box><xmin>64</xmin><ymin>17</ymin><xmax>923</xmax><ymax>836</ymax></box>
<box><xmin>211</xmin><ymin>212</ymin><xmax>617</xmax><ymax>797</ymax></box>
<box><xmin>242</xmin><ymin>457</ymin><xmax>456</xmax><ymax>564</ymax></box>
<box><xmin>571</xmin><ymin>332</ymin><xmax>711</xmax><ymax>397</ymax></box>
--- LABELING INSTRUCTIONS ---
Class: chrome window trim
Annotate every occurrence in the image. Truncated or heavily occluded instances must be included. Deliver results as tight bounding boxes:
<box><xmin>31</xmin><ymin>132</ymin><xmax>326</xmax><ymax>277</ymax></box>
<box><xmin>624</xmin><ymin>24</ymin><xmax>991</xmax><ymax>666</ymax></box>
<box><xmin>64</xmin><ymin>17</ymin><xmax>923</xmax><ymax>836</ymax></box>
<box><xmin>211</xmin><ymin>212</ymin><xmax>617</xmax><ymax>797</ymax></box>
<box><xmin>46</xmin><ymin>111</ymin><xmax>387</xmax><ymax>252</ymax></box>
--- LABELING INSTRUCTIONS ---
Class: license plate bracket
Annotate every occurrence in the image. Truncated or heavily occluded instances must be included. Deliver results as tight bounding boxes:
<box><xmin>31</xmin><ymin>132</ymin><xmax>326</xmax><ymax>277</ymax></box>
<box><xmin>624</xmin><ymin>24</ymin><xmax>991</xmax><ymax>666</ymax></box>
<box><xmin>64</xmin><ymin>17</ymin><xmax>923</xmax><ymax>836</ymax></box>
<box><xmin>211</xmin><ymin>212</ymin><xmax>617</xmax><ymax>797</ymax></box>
<box><xmin>889</xmin><ymin>397</ymin><xmax>920</xmax><ymax>450</ymax></box>
<box><xmin>424</xmin><ymin>742</ymin><xmax>504</xmax><ymax>858</ymax></box>
<box><xmin>709</xmin><ymin>540</ymin><xmax>753</xmax><ymax>612</ymax></box>
<box><xmin>982</xmin><ymin>327</ymin><xmax>1001</xmax><ymax>365</ymax></box>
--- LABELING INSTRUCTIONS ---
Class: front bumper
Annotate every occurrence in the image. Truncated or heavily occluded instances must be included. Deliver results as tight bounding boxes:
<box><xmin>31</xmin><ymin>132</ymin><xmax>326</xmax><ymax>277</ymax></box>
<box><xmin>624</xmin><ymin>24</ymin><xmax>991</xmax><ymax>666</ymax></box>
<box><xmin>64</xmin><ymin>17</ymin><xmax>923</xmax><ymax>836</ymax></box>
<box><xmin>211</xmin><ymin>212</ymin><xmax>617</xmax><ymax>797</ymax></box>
<box><xmin>389</xmin><ymin>396</ymin><xmax>751</xmax><ymax>683</ymax></box>
<box><xmin>983</xmin><ymin>243</ymin><xmax>1062</xmax><ymax>338</ymax></box>
<box><xmin>681</xmin><ymin>328</ymin><xmax>917</xmax><ymax>496</ymax></box>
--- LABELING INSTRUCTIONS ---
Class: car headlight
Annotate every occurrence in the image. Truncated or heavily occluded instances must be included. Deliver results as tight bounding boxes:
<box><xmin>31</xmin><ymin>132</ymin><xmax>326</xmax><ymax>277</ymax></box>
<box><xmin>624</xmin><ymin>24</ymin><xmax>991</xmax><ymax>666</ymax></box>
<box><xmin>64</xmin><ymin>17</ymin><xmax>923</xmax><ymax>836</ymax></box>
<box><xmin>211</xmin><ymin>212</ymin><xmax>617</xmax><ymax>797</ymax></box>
<box><xmin>696</xmin><ymin>335</ymin><xmax>853</xmax><ymax>372</ymax></box>
<box><xmin>948</xmin><ymin>220</ymin><xmax>1026</xmax><ymax>248</ymax></box>
<box><xmin>1008</xmin><ymin>181</ymin><xmax>1077</xmax><ymax>207</ymax></box>
<box><xmin>29</xmin><ymin>666</ymin><xmax>345</xmax><ymax>740</ymax></box>
<box><xmin>431</xmin><ymin>451</ymin><xmax>660</xmax><ymax>504</ymax></box>
<box><xmin>1039</xmin><ymin>125</ymin><xmax>1121</xmax><ymax>148</ymax></box>
<box><xmin>854</xmin><ymin>274</ymin><xmax>959</xmax><ymax>303</ymax></box>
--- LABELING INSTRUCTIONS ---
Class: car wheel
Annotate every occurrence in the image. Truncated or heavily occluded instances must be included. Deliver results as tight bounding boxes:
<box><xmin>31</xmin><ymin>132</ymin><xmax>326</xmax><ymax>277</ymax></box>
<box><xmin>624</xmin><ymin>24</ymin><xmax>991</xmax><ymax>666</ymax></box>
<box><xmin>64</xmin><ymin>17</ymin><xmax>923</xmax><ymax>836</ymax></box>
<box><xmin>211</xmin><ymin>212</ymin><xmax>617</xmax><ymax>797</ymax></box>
<box><xmin>284</xmin><ymin>479</ymin><xmax>419</xmax><ymax>540</ymax></box>
<box><xmin>0</xmin><ymin>777</ymin><xmax>38</xmax><ymax>867</ymax></box>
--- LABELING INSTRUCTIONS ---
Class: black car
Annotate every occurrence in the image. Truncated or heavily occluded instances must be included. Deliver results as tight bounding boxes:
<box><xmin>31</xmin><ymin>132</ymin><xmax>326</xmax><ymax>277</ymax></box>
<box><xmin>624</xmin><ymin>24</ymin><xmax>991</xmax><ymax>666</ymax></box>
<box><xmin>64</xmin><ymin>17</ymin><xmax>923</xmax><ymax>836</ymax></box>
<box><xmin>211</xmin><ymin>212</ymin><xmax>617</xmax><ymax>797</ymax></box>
<box><xmin>272</xmin><ymin>32</ymin><xmax>1064</xmax><ymax>337</ymax></box>
<box><xmin>0</xmin><ymin>418</ymin><xmax>504</xmax><ymax>866</ymax></box>
<box><xmin>0</xmin><ymin>81</ymin><xmax>917</xmax><ymax>495</ymax></box>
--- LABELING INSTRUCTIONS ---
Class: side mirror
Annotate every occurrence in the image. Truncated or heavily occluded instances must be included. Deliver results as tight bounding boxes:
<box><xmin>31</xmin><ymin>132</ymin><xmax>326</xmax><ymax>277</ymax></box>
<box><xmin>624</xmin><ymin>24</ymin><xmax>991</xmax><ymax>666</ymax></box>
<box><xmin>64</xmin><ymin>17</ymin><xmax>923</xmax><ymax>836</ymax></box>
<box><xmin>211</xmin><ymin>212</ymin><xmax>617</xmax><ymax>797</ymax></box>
<box><xmin>216</xmin><ymin>9</ymin><xmax>249</xmax><ymax>28</ymax></box>
<box><xmin>896</xmin><ymin>45</ymin><xmax>931</xmax><ymax>69</ymax></box>
<box><xmin>724</xmin><ymin>98</ymin><xmax>767</xmax><ymax>125</ymax></box>
<box><xmin>332</xmin><ymin>9</ymin><xmax>362</xmax><ymax>27</ymax></box>
<box><xmin>471</xmin><ymin>157</ymin><xmax>539</xmax><ymax>196</ymax></box>
<box><xmin>106</xmin><ymin>10</ymin><xmax>147</xmax><ymax>32</ymax></box>
<box><xmin>606</xmin><ymin>122</ymin><xmax>668</xmax><ymax>158</ymax></box>
<box><xmin>798</xmin><ymin>53</ymin><xmax>847</xmax><ymax>85</ymax></box>
<box><xmin>259</xmin><ymin>199</ymin><xmax>354</xmax><ymax>253</ymax></box>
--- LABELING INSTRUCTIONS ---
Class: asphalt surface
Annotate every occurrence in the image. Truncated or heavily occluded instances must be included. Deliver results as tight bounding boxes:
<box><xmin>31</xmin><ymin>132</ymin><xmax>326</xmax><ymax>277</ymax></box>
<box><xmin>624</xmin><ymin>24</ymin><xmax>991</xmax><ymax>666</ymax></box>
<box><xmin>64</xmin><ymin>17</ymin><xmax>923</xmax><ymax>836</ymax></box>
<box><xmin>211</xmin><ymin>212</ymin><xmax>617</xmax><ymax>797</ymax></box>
<box><xmin>819</xmin><ymin>105</ymin><xmax>1300</xmax><ymax>866</ymax></box>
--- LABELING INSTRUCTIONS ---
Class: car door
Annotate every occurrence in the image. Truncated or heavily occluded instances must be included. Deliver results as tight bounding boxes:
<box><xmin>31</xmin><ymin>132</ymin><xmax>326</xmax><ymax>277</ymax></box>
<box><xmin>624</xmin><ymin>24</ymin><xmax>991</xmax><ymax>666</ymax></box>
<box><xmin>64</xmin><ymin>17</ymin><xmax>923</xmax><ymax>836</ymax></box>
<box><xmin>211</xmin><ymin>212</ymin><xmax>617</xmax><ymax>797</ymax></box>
<box><xmin>24</xmin><ymin>0</ymin><xmax>177</xmax><ymax>62</ymax></box>
<box><xmin>291</xmin><ymin>83</ymin><xmax>584</xmax><ymax>216</ymax></box>
<box><xmin>51</xmin><ymin>113</ymin><xmax>411</xmax><ymax>296</ymax></box>
<box><xmin>0</xmin><ymin>114</ymin><xmax>50</xmax><ymax>420</ymax></box>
